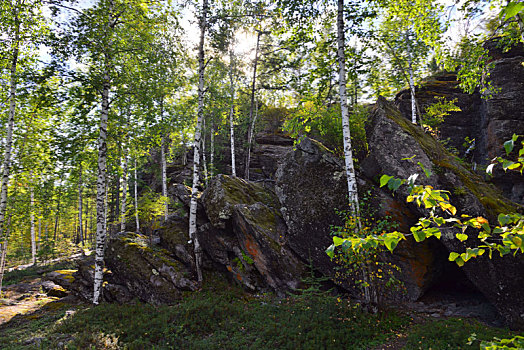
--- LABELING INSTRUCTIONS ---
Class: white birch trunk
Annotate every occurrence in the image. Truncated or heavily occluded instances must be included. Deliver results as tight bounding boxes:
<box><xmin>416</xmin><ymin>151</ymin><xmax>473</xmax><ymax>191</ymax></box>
<box><xmin>38</xmin><ymin>217</ymin><xmax>41</xmax><ymax>250</ymax></box>
<box><xmin>229</xmin><ymin>47</ymin><xmax>237</xmax><ymax>177</ymax></box>
<box><xmin>0</xmin><ymin>213</ymin><xmax>12</xmax><ymax>296</ymax></box>
<box><xmin>93</xmin><ymin>66</ymin><xmax>111</xmax><ymax>305</ymax></box>
<box><xmin>189</xmin><ymin>0</ymin><xmax>208</xmax><ymax>283</ymax></box>
<box><xmin>0</xmin><ymin>15</ymin><xmax>19</xmax><ymax>250</ymax></box>
<box><xmin>336</xmin><ymin>0</ymin><xmax>360</xmax><ymax>215</ymax></box>
<box><xmin>78</xmin><ymin>164</ymin><xmax>83</xmax><ymax>246</ymax></box>
<box><xmin>30</xmin><ymin>183</ymin><xmax>36</xmax><ymax>265</ymax></box>
<box><xmin>338</xmin><ymin>0</ymin><xmax>371</xmax><ymax>305</ymax></box>
<box><xmin>202</xmin><ymin>118</ymin><xmax>208</xmax><ymax>186</ymax></box>
<box><xmin>244</xmin><ymin>30</ymin><xmax>262</xmax><ymax>180</ymax></box>
<box><xmin>134</xmin><ymin>158</ymin><xmax>139</xmax><ymax>232</ymax></box>
<box><xmin>161</xmin><ymin>136</ymin><xmax>168</xmax><ymax>221</ymax></box>
<box><xmin>406</xmin><ymin>31</ymin><xmax>417</xmax><ymax>124</ymax></box>
<box><xmin>120</xmin><ymin>148</ymin><xmax>128</xmax><ymax>232</ymax></box>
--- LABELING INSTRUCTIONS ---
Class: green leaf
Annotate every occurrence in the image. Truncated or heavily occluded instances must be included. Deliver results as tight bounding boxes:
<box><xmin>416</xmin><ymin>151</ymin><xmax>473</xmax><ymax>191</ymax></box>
<box><xmin>379</xmin><ymin>174</ymin><xmax>393</xmax><ymax>188</ymax></box>
<box><xmin>326</xmin><ymin>244</ymin><xmax>335</xmax><ymax>259</ymax></box>
<box><xmin>456</xmin><ymin>233</ymin><xmax>468</xmax><ymax>242</ymax></box>
<box><xmin>333</xmin><ymin>236</ymin><xmax>345</xmax><ymax>246</ymax></box>
<box><xmin>412</xmin><ymin>229</ymin><xmax>426</xmax><ymax>242</ymax></box>
<box><xmin>502</xmin><ymin>160</ymin><xmax>515</xmax><ymax>171</ymax></box>
<box><xmin>384</xmin><ymin>233</ymin><xmax>402</xmax><ymax>252</ymax></box>
<box><xmin>503</xmin><ymin>2</ymin><xmax>524</xmax><ymax>20</ymax></box>
<box><xmin>417</xmin><ymin>161</ymin><xmax>432</xmax><ymax>178</ymax></box>
<box><xmin>504</xmin><ymin>139</ymin><xmax>515</xmax><ymax>155</ymax></box>
<box><xmin>449</xmin><ymin>252</ymin><xmax>460</xmax><ymax>261</ymax></box>
<box><xmin>498</xmin><ymin>214</ymin><xmax>511</xmax><ymax>226</ymax></box>
<box><xmin>388</xmin><ymin>178</ymin><xmax>404</xmax><ymax>191</ymax></box>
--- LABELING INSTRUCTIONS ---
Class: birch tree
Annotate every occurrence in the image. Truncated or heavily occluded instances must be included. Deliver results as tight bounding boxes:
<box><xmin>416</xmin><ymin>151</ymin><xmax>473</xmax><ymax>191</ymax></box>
<box><xmin>189</xmin><ymin>0</ymin><xmax>209</xmax><ymax>283</ymax></box>
<box><xmin>55</xmin><ymin>0</ymin><xmax>171</xmax><ymax>304</ymax></box>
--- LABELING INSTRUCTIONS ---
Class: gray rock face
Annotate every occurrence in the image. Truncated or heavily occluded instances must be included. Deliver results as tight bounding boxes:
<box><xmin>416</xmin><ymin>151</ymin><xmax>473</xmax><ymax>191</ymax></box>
<box><xmin>364</xmin><ymin>97</ymin><xmax>524</xmax><ymax>329</ymax></box>
<box><xmin>274</xmin><ymin>138</ymin><xmax>348</xmax><ymax>280</ymax></box>
<box><xmin>199</xmin><ymin>175</ymin><xmax>304</xmax><ymax>292</ymax></box>
<box><xmin>479</xmin><ymin>54</ymin><xmax>524</xmax><ymax>205</ymax></box>
<box><xmin>395</xmin><ymin>45</ymin><xmax>524</xmax><ymax>206</ymax></box>
<box><xmin>105</xmin><ymin>232</ymin><xmax>198</xmax><ymax>305</ymax></box>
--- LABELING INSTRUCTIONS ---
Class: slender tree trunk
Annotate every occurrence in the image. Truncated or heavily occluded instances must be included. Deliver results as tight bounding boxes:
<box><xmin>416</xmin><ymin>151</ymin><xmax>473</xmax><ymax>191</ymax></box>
<box><xmin>38</xmin><ymin>217</ymin><xmax>41</xmax><ymax>250</ymax></box>
<box><xmin>0</xmin><ymin>13</ymin><xmax>19</xmax><ymax>252</ymax></box>
<box><xmin>229</xmin><ymin>47</ymin><xmax>237</xmax><ymax>177</ymax></box>
<box><xmin>93</xmin><ymin>56</ymin><xmax>111</xmax><ymax>304</ymax></box>
<box><xmin>84</xmin><ymin>194</ymin><xmax>89</xmax><ymax>241</ymax></box>
<box><xmin>120</xmin><ymin>148</ymin><xmax>128</xmax><ymax>232</ymax></box>
<box><xmin>54</xmin><ymin>188</ymin><xmax>60</xmax><ymax>241</ymax></box>
<box><xmin>210</xmin><ymin>123</ymin><xmax>215</xmax><ymax>177</ymax></box>
<box><xmin>0</xmin><ymin>213</ymin><xmax>12</xmax><ymax>296</ymax></box>
<box><xmin>134</xmin><ymin>158</ymin><xmax>139</xmax><ymax>232</ymax></box>
<box><xmin>161</xmin><ymin>136</ymin><xmax>168</xmax><ymax>220</ymax></box>
<box><xmin>406</xmin><ymin>30</ymin><xmax>417</xmax><ymax>124</ymax></box>
<box><xmin>244</xmin><ymin>30</ymin><xmax>262</xmax><ymax>180</ymax></box>
<box><xmin>78</xmin><ymin>164</ymin><xmax>84</xmax><ymax>246</ymax></box>
<box><xmin>337</xmin><ymin>0</ymin><xmax>360</xmax><ymax>213</ymax></box>
<box><xmin>160</xmin><ymin>98</ymin><xmax>168</xmax><ymax>221</ymax></box>
<box><xmin>202</xmin><ymin>118</ymin><xmax>208</xmax><ymax>186</ymax></box>
<box><xmin>189</xmin><ymin>0</ymin><xmax>208</xmax><ymax>283</ymax></box>
<box><xmin>30</xmin><ymin>182</ymin><xmax>36</xmax><ymax>265</ymax></box>
<box><xmin>338</xmin><ymin>0</ymin><xmax>372</xmax><ymax>306</ymax></box>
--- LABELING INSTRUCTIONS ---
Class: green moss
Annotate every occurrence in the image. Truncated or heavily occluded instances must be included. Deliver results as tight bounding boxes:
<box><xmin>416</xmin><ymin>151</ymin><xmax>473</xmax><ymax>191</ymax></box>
<box><xmin>239</xmin><ymin>206</ymin><xmax>281</xmax><ymax>253</ymax></box>
<box><xmin>381</xmin><ymin>101</ymin><xmax>521</xmax><ymax>219</ymax></box>
<box><xmin>52</xmin><ymin>270</ymin><xmax>76</xmax><ymax>283</ymax></box>
<box><xmin>220</xmin><ymin>175</ymin><xmax>278</xmax><ymax>209</ymax></box>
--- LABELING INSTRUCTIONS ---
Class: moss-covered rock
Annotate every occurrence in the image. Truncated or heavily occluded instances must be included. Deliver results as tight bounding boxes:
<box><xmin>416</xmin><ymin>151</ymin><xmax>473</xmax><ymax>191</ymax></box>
<box><xmin>202</xmin><ymin>175</ymin><xmax>279</xmax><ymax>229</ymax></box>
<box><xmin>363</xmin><ymin>97</ymin><xmax>524</xmax><ymax>329</ymax></box>
<box><xmin>105</xmin><ymin>232</ymin><xmax>198</xmax><ymax>305</ymax></box>
<box><xmin>200</xmin><ymin>175</ymin><xmax>304</xmax><ymax>293</ymax></box>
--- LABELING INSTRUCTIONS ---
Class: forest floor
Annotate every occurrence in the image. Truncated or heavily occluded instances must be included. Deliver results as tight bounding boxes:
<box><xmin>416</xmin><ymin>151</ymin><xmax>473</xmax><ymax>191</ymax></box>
<box><xmin>0</xmin><ymin>261</ymin><xmax>520</xmax><ymax>349</ymax></box>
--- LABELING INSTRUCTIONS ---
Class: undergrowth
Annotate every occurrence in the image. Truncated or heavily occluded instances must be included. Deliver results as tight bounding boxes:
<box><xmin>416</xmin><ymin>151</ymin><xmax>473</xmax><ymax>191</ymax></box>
<box><xmin>403</xmin><ymin>318</ymin><xmax>519</xmax><ymax>349</ymax></box>
<box><xmin>3</xmin><ymin>260</ymin><xmax>77</xmax><ymax>286</ymax></box>
<box><xmin>0</xmin><ymin>272</ymin><xmax>520</xmax><ymax>349</ymax></box>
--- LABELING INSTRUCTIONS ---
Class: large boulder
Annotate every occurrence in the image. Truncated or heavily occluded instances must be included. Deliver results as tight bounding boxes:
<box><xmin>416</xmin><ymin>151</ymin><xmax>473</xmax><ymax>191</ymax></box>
<box><xmin>200</xmin><ymin>175</ymin><xmax>304</xmax><ymax>292</ymax></box>
<box><xmin>274</xmin><ymin>138</ymin><xmax>348</xmax><ymax>282</ymax></box>
<box><xmin>479</xmin><ymin>52</ymin><xmax>524</xmax><ymax>205</ymax></box>
<box><xmin>363</xmin><ymin>97</ymin><xmax>524</xmax><ymax>329</ymax></box>
<box><xmin>395</xmin><ymin>73</ymin><xmax>482</xmax><ymax>158</ymax></box>
<box><xmin>105</xmin><ymin>232</ymin><xmax>198</xmax><ymax>304</ymax></box>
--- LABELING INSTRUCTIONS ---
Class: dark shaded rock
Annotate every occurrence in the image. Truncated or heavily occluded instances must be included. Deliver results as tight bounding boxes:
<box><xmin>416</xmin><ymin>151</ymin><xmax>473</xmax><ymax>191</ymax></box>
<box><xmin>274</xmin><ymin>137</ymin><xmax>348</xmax><ymax>281</ymax></box>
<box><xmin>364</xmin><ymin>97</ymin><xmax>524</xmax><ymax>329</ymax></box>
<box><xmin>199</xmin><ymin>175</ymin><xmax>304</xmax><ymax>292</ymax></box>
<box><xmin>202</xmin><ymin>175</ymin><xmax>279</xmax><ymax>229</ymax></box>
<box><xmin>157</xmin><ymin>216</ymin><xmax>195</xmax><ymax>268</ymax></box>
<box><xmin>395</xmin><ymin>73</ymin><xmax>482</xmax><ymax>158</ymax></box>
<box><xmin>477</xmin><ymin>54</ymin><xmax>524</xmax><ymax>205</ymax></box>
<box><xmin>483</xmin><ymin>38</ymin><xmax>524</xmax><ymax>61</ymax></box>
<box><xmin>232</xmin><ymin>203</ymin><xmax>303</xmax><ymax>291</ymax></box>
<box><xmin>41</xmin><ymin>281</ymin><xmax>69</xmax><ymax>298</ymax></box>
<box><xmin>105</xmin><ymin>232</ymin><xmax>198</xmax><ymax>304</ymax></box>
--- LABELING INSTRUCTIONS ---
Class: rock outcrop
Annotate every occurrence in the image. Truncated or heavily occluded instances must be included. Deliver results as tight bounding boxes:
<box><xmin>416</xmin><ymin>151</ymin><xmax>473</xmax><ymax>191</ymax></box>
<box><xmin>200</xmin><ymin>175</ymin><xmax>305</xmax><ymax>292</ymax></box>
<box><xmin>395</xmin><ymin>41</ymin><xmax>524</xmax><ymax>206</ymax></box>
<box><xmin>364</xmin><ymin>97</ymin><xmax>524</xmax><ymax>329</ymax></box>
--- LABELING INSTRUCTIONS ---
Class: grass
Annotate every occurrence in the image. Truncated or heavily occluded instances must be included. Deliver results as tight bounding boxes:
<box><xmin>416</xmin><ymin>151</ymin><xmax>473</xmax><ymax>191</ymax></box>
<box><xmin>0</xmin><ymin>273</ymin><xmax>408</xmax><ymax>350</ymax></box>
<box><xmin>403</xmin><ymin>318</ymin><xmax>519</xmax><ymax>349</ymax></box>
<box><xmin>0</xmin><ymin>271</ymin><xmax>521</xmax><ymax>349</ymax></box>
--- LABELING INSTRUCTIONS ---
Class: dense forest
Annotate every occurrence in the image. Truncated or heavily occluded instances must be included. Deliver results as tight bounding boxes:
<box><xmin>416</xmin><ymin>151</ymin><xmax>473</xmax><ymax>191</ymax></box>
<box><xmin>0</xmin><ymin>0</ymin><xmax>523</xmax><ymax>348</ymax></box>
